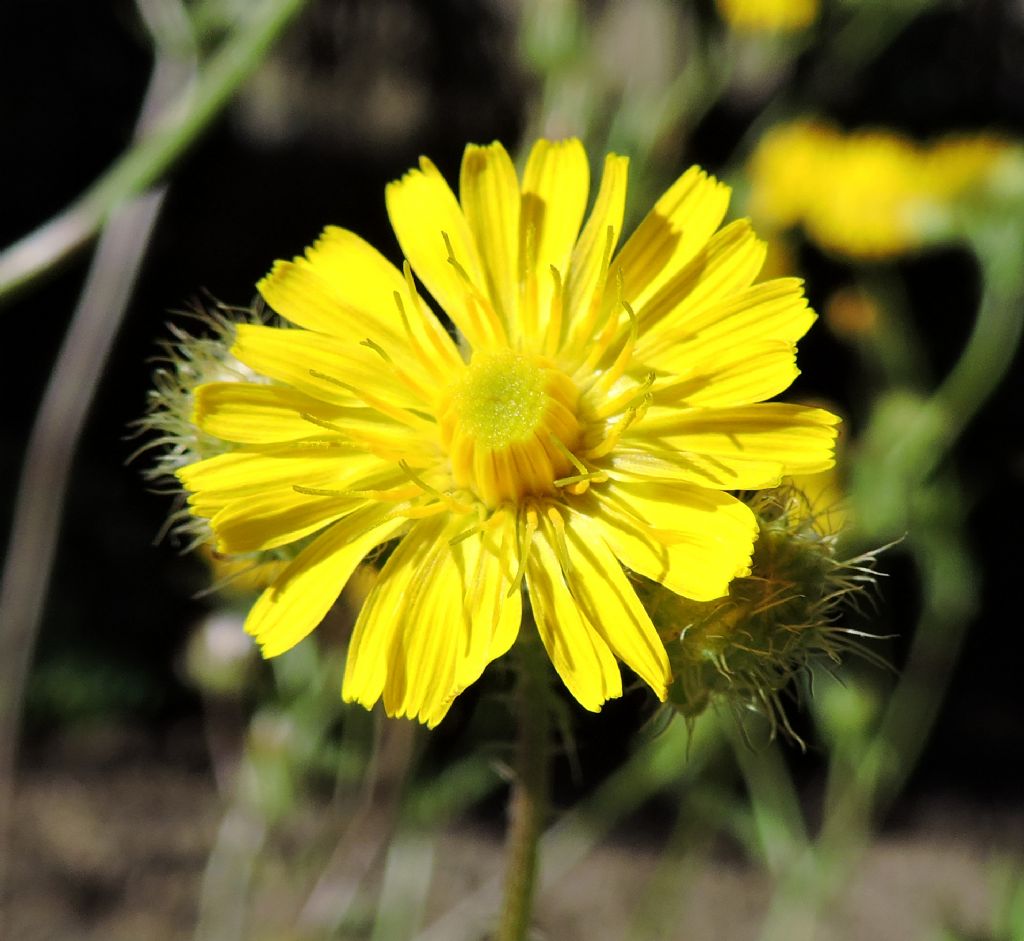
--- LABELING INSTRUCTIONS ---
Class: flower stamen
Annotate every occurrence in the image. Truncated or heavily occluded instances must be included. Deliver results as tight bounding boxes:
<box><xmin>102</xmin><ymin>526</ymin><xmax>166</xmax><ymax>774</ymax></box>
<box><xmin>583</xmin><ymin>397</ymin><xmax>650</xmax><ymax>460</ymax></box>
<box><xmin>308</xmin><ymin>369</ymin><xmax>435</xmax><ymax>433</ymax></box>
<box><xmin>443</xmin><ymin>231</ymin><xmax>507</xmax><ymax>350</ymax></box>
<box><xmin>544</xmin><ymin>503</ymin><xmax>573</xmax><ymax>575</ymax></box>
<box><xmin>591</xmin><ymin>370</ymin><xmax>656</xmax><ymax>421</ymax></box>
<box><xmin>397</xmin><ymin>459</ymin><xmax>475</xmax><ymax>515</ymax></box>
<box><xmin>508</xmin><ymin>504</ymin><xmax>539</xmax><ymax>597</ymax></box>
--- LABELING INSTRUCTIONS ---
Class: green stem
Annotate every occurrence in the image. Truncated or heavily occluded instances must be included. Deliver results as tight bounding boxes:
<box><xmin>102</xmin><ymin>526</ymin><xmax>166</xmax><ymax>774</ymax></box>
<box><xmin>886</xmin><ymin>242</ymin><xmax>1024</xmax><ymax>489</ymax></box>
<box><xmin>759</xmin><ymin>226</ymin><xmax>1019</xmax><ymax>941</ymax></box>
<box><xmin>496</xmin><ymin>637</ymin><xmax>551</xmax><ymax>941</ymax></box>
<box><xmin>723</xmin><ymin>718</ymin><xmax>808</xmax><ymax>874</ymax></box>
<box><xmin>415</xmin><ymin>718</ymin><xmax>719</xmax><ymax>941</ymax></box>
<box><xmin>931</xmin><ymin>237</ymin><xmax>1024</xmax><ymax>443</ymax></box>
<box><xmin>0</xmin><ymin>0</ymin><xmax>309</xmax><ymax>304</ymax></box>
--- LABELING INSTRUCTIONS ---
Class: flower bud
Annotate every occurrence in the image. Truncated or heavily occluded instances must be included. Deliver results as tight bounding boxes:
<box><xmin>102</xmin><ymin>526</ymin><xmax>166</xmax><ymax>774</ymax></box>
<box><xmin>641</xmin><ymin>485</ymin><xmax>879</xmax><ymax>737</ymax></box>
<box><xmin>133</xmin><ymin>302</ymin><xmax>302</xmax><ymax>581</ymax></box>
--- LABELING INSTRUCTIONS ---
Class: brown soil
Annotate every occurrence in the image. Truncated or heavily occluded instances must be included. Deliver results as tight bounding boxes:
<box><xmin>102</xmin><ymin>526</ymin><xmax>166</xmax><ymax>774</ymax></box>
<box><xmin>6</xmin><ymin>723</ymin><xmax>1020</xmax><ymax>941</ymax></box>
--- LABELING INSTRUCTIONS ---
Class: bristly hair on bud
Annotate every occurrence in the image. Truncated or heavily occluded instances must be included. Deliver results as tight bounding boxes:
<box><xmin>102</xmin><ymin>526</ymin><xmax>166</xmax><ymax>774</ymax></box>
<box><xmin>128</xmin><ymin>297</ymin><xmax>273</xmax><ymax>552</ymax></box>
<box><xmin>639</xmin><ymin>484</ymin><xmax>888</xmax><ymax>747</ymax></box>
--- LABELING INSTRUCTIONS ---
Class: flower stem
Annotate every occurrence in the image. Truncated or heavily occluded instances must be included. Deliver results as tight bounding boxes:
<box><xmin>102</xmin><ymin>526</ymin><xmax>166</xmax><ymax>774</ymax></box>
<box><xmin>497</xmin><ymin>636</ymin><xmax>551</xmax><ymax>941</ymax></box>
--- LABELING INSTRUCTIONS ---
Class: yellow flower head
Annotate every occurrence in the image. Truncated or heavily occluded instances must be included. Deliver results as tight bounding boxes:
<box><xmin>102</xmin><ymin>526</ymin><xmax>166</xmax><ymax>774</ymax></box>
<box><xmin>748</xmin><ymin>121</ymin><xmax>925</xmax><ymax>258</ymax></box>
<box><xmin>808</xmin><ymin>130</ymin><xmax>931</xmax><ymax>259</ymax></box>
<box><xmin>715</xmin><ymin>0</ymin><xmax>818</xmax><ymax>33</ymax></box>
<box><xmin>747</xmin><ymin>120</ymin><xmax>839</xmax><ymax>230</ymax></box>
<box><xmin>175</xmin><ymin>139</ymin><xmax>839</xmax><ymax>727</ymax></box>
<box><xmin>921</xmin><ymin>132</ymin><xmax>1015</xmax><ymax>199</ymax></box>
<box><xmin>748</xmin><ymin>121</ymin><xmax>1019</xmax><ymax>259</ymax></box>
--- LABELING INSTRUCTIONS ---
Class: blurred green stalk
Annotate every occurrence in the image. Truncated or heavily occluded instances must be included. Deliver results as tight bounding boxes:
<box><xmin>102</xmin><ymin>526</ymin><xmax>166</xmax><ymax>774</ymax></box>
<box><xmin>0</xmin><ymin>0</ymin><xmax>310</xmax><ymax>305</ymax></box>
<box><xmin>758</xmin><ymin>221</ymin><xmax>1023</xmax><ymax>940</ymax></box>
<box><xmin>496</xmin><ymin>635</ymin><xmax>552</xmax><ymax>941</ymax></box>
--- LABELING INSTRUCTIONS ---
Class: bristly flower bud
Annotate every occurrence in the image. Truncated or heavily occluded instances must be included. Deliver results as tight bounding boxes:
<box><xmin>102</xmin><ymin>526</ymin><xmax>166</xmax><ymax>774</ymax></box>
<box><xmin>639</xmin><ymin>485</ymin><xmax>883</xmax><ymax>741</ymax></box>
<box><xmin>131</xmin><ymin>300</ymin><xmax>294</xmax><ymax>591</ymax></box>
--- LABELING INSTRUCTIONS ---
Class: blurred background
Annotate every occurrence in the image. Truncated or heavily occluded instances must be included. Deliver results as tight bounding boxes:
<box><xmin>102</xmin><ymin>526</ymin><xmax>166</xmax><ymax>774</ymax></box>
<box><xmin>1</xmin><ymin>1</ymin><xmax>1023</xmax><ymax>939</ymax></box>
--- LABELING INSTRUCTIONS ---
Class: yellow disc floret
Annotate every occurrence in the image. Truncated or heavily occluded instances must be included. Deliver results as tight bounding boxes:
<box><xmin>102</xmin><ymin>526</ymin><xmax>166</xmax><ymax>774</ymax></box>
<box><xmin>440</xmin><ymin>350</ymin><xmax>582</xmax><ymax>507</ymax></box>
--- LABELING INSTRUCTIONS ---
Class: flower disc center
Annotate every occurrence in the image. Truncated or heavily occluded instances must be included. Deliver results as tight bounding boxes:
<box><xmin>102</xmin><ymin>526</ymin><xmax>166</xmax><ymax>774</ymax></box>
<box><xmin>455</xmin><ymin>351</ymin><xmax>548</xmax><ymax>448</ymax></box>
<box><xmin>440</xmin><ymin>350</ymin><xmax>582</xmax><ymax>507</ymax></box>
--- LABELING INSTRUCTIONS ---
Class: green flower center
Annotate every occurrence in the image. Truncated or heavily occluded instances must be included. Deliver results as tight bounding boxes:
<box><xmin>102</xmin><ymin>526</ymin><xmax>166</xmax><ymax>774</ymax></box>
<box><xmin>439</xmin><ymin>350</ymin><xmax>581</xmax><ymax>507</ymax></box>
<box><xmin>452</xmin><ymin>351</ymin><xmax>548</xmax><ymax>449</ymax></box>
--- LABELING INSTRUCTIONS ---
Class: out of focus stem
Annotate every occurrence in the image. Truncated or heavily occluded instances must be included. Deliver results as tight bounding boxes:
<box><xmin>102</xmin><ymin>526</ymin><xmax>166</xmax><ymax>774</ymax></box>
<box><xmin>0</xmin><ymin>0</ymin><xmax>309</xmax><ymax>305</ymax></box>
<box><xmin>892</xmin><ymin>225</ymin><xmax>1023</xmax><ymax>493</ymax></box>
<box><xmin>761</xmin><ymin>220</ymin><xmax>1021</xmax><ymax>941</ymax></box>
<box><xmin>496</xmin><ymin>635</ymin><xmax>551</xmax><ymax>941</ymax></box>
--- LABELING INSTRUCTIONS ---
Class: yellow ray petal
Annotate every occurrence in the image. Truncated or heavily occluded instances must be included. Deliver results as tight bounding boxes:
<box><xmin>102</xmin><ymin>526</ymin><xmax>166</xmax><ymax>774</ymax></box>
<box><xmin>609</xmin><ymin>166</ymin><xmax>731</xmax><ymax>317</ymax></box>
<box><xmin>460</xmin><ymin>142</ymin><xmax>521</xmax><ymax>331</ymax></box>
<box><xmin>635</xmin><ymin>277</ymin><xmax>815</xmax><ymax>370</ymax></box>
<box><xmin>560</xmin><ymin>511</ymin><xmax>670</xmax><ymax>699</ymax></box>
<box><xmin>185</xmin><ymin>450</ymin><xmax>401</xmax><ymax>553</ymax></box>
<box><xmin>590</xmin><ymin>482</ymin><xmax>757</xmax><ymax>601</ymax></box>
<box><xmin>258</xmin><ymin>227</ymin><xmax>459</xmax><ymax>371</ymax></box>
<box><xmin>344</xmin><ymin>517</ymin><xmax>454</xmax><ymax>726</ymax></box>
<box><xmin>233</xmin><ymin>323</ymin><xmax>434</xmax><ymax>417</ymax></box>
<box><xmin>451</xmin><ymin>515</ymin><xmax>522</xmax><ymax>689</ymax></box>
<box><xmin>194</xmin><ymin>383</ymin><xmax>429</xmax><ymax>462</ymax></box>
<box><xmin>381</xmin><ymin>538</ymin><xmax>465</xmax><ymax>726</ymax></box>
<box><xmin>519</xmin><ymin>139</ymin><xmax>590</xmax><ymax>341</ymax></box>
<box><xmin>342</xmin><ymin>525</ymin><xmax>428</xmax><ymax>715</ymax></box>
<box><xmin>387</xmin><ymin>156</ymin><xmax>505</xmax><ymax>351</ymax></box>
<box><xmin>606</xmin><ymin>446</ymin><xmax>788</xmax><ymax>490</ymax></box>
<box><xmin>210</xmin><ymin>489</ymin><xmax>365</xmax><ymax>553</ymax></box>
<box><xmin>345</xmin><ymin>515</ymin><xmax>522</xmax><ymax>728</ymax></box>
<box><xmin>246</xmin><ymin>508</ymin><xmax>406</xmax><ymax>658</ymax></box>
<box><xmin>178</xmin><ymin>446</ymin><xmax>384</xmax><ymax>501</ymax></box>
<box><xmin>634</xmin><ymin>220</ymin><xmax>767</xmax><ymax>337</ymax></box>
<box><xmin>562</xmin><ymin>153</ymin><xmax>629</xmax><ymax>353</ymax></box>
<box><xmin>636</xmin><ymin>403</ymin><xmax>841</xmax><ymax>477</ymax></box>
<box><xmin>650</xmin><ymin>340</ymin><xmax>800</xmax><ymax>408</ymax></box>
<box><xmin>193</xmin><ymin>382</ymin><xmax>360</xmax><ymax>444</ymax></box>
<box><xmin>326</xmin><ymin>414</ymin><xmax>437</xmax><ymax>466</ymax></box>
<box><xmin>525</xmin><ymin>524</ymin><xmax>622</xmax><ymax>711</ymax></box>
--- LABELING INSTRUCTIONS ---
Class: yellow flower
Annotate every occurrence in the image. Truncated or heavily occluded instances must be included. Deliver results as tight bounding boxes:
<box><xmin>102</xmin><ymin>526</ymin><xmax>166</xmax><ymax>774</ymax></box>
<box><xmin>748</xmin><ymin>121</ymin><xmax>924</xmax><ymax>258</ymax></box>
<box><xmin>175</xmin><ymin>139</ymin><xmax>839</xmax><ymax>727</ymax></box>
<box><xmin>807</xmin><ymin>130</ymin><xmax>929</xmax><ymax>258</ymax></box>
<box><xmin>748</xmin><ymin>121</ymin><xmax>837</xmax><ymax>231</ymax></box>
<box><xmin>921</xmin><ymin>133</ymin><xmax>1014</xmax><ymax>198</ymax></box>
<box><xmin>748</xmin><ymin>122</ymin><xmax>1019</xmax><ymax>259</ymax></box>
<box><xmin>715</xmin><ymin>0</ymin><xmax>818</xmax><ymax>33</ymax></box>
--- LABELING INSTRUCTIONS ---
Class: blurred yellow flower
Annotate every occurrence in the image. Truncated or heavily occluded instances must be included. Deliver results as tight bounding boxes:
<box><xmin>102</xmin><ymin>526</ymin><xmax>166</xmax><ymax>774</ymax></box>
<box><xmin>922</xmin><ymin>133</ymin><xmax>1014</xmax><ymax>198</ymax></box>
<box><xmin>715</xmin><ymin>0</ymin><xmax>818</xmax><ymax>33</ymax></box>
<box><xmin>808</xmin><ymin>130</ymin><xmax>925</xmax><ymax>258</ymax></box>
<box><xmin>174</xmin><ymin>138</ymin><xmax>838</xmax><ymax>727</ymax></box>
<box><xmin>748</xmin><ymin>121</ymin><xmax>1017</xmax><ymax>258</ymax></box>
<box><xmin>747</xmin><ymin>121</ymin><xmax>835</xmax><ymax>230</ymax></box>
